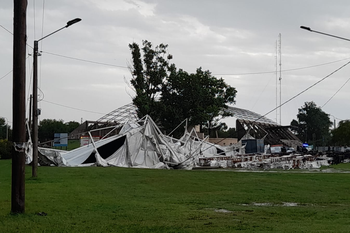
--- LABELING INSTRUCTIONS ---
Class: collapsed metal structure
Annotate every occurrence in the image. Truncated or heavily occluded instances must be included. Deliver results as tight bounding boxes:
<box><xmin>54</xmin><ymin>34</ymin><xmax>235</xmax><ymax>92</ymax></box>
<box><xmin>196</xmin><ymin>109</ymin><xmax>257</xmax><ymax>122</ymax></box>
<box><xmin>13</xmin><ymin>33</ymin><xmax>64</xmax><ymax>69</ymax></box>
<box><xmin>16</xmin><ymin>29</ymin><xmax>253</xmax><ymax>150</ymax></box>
<box><xmin>27</xmin><ymin>104</ymin><xmax>310</xmax><ymax>170</ymax></box>
<box><xmin>73</xmin><ymin>104</ymin><xmax>302</xmax><ymax>149</ymax></box>
<box><xmin>236</xmin><ymin>120</ymin><xmax>302</xmax><ymax>148</ymax></box>
<box><xmin>227</xmin><ymin>106</ymin><xmax>302</xmax><ymax>148</ymax></box>
<box><xmin>69</xmin><ymin>103</ymin><xmax>138</xmax><ymax>139</ymax></box>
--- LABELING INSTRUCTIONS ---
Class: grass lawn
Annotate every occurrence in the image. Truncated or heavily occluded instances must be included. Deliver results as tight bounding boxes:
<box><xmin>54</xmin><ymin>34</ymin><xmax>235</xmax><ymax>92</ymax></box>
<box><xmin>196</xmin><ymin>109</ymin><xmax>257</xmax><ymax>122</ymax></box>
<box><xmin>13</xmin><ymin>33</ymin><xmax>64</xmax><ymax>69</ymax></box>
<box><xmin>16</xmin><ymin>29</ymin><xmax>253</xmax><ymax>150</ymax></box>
<box><xmin>53</xmin><ymin>139</ymin><xmax>80</xmax><ymax>151</ymax></box>
<box><xmin>1</xmin><ymin>160</ymin><xmax>350</xmax><ymax>232</ymax></box>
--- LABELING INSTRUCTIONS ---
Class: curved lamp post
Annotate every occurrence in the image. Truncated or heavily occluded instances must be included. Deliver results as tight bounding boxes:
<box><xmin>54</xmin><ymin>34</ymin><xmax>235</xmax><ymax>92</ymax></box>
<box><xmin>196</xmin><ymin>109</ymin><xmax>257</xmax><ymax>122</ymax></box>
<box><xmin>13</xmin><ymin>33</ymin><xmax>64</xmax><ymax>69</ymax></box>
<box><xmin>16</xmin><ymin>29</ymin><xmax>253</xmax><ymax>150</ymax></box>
<box><xmin>32</xmin><ymin>18</ymin><xmax>81</xmax><ymax>177</ymax></box>
<box><xmin>300</xmin><ymin>26</ymin><xmax>350</xmax><ymax>42</ymax></box>
<box><xmin>300</xmin><ymin>26</ymin><xmax>350</xmax><ymax>131</ymax></box>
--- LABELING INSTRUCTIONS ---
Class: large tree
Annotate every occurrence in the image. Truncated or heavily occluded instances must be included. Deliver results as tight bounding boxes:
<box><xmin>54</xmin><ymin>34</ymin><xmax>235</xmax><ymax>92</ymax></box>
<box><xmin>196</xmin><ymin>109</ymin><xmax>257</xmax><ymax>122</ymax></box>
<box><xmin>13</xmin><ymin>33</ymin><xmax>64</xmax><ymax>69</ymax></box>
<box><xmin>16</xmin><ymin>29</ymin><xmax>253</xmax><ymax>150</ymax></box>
<box><xmin>129</xmin><ymin>40</ymin><xmax>237</xmax><ymax>135</ymax></box>
<box><xmin>129</xmin><ymin>40</ymin><xmax>172</xmax><ymax>121</ymax></box>
<box><xmin>332</xmin><ymin>120</ymin><xmax>350</xmax><ymax>146</ymax></box>
<box><xmin>291</xmin><ymin>101</ymin><xmax>332</xmax><ymax>146</ymax></box>
<box><xmin>161</xmin><ymin>67</ymin><xmax>236</xmax><ymax>134</ymax></box>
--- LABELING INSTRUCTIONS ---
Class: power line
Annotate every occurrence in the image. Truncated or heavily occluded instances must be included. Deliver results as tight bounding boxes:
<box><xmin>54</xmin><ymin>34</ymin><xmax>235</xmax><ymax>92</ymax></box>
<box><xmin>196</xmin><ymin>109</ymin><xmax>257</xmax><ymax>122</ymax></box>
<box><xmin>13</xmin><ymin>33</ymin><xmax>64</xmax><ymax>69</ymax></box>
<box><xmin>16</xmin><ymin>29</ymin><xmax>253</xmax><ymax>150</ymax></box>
<box><xmin>43</xmin><ymin>51</ymin><xmax>350</xmax><ymax>75</ymax></box>
<box><xmin>2</xmin><ymin>22</ymin><xmax>348</xmax><ymax>75</ymax></box>
<box><xmin>322</xmin><ymin>76</ymin><xmax>350</xmax><ymax>108</ymax></box>
<box><xmin>256</xmin><ymin>60</ymin><xmax>350</xmax><ymax>122</ymax></box>
<box><xmin>1</xmin><ymin>23</ymin><xmax>33</xmax><ymax>49</ymax></box>
<box><xmin>213</xmin><ymin>57</ymin><xmax>350</xmax><ymax>76</ymax></box>
<box><xmin>329</xmin><ymin>114</ymin><xmax>343</xmax><ymax>122</ymax></box>
<box><xmin>0</xmin><ymin>70</ymin><xmax>12</xmax><ymax>81</ymax></box>
<box><xmin>42</xmin><ymin>51</ymin><xmax>129</xmax><ymax>69</ymax></box>
<box><xmin>41</xmin><ymin>0</ymin><xmax>46</xmax><ymax>40</ymax></box>
<box><xmin>33</xmin><ymin>0</ymin><xmax>36</xmax><ymax>39</ymax></box>
<box><xmin>0</xmin><ymin>55</ymin><xmax>32</xmax><ymax>83</ymax></box>
<box><xmin>0</xmin><ymin>23</ymin><xmax>121</xmax><ymax>68</ymax></box>
<box><xmin>42</xmin><ymin>100</ymin><xmax>107</xmax><ymax>115</ymax></box>
<box><xmin>2</xmin><ymin>22</ymin><xmax>350</xmax><ymax>76</ymax></box>
<box><xmin>0</xmin><ymin>24</ymin><xmax>12</xmax><ymax>35</ymax></box>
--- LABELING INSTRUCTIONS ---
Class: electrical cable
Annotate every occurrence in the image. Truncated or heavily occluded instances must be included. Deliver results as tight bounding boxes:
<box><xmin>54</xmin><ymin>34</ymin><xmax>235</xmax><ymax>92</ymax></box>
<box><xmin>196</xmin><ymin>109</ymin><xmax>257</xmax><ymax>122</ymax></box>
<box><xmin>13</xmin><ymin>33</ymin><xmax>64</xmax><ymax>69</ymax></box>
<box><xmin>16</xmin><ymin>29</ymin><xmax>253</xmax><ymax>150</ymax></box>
<box><xmin>213</xmin><ymin>57</ymin><xmax>350</xmax><ymax>76</ymax></box>
<box><xmin>42</xmin><ymin>100</ymin><xmax>107</xmax><ymax>115</ymax></box>
<box><xmin>0</xmin><ymin>25</ymin><xmax>12</xmax><ymax>35</ymax></box>
<box><xmin>322</xmin><ymin>76</ymin><xmax>350</xmax><ymax>108</ymax></box>
<box><xmin>33</xmin><ymin>0</ymin><xmax>36</xmax><ymax>39</ymax></box>
<box><xmin>0</xmin><ymin>70</ymin><xmax>12</xmax><ymax>81</ymax></box>
<box><xmin>42</xmin><ymin>51</ymin><xmax>129</xmax><ymax>69</ymax></box>
<box><xmin>256</xmin><ymin>60</ymin><xmax>350</xmax><ymax>123</ymax></box>
<box><xmin>199</xmin><ymin>60</ymin><xmax>350</xmax><ymax>154</ymax></box>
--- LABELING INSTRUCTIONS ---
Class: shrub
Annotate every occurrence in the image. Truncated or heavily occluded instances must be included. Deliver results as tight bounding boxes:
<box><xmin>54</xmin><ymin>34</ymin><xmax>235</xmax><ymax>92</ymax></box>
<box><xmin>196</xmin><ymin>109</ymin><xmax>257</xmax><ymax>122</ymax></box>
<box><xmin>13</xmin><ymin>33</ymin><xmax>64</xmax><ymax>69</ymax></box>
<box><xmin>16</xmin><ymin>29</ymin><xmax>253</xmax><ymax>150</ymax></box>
<box><xmin>0</xmin><ymin>139</ymin><xmax>12</xmax><ymax>159</ymax></box>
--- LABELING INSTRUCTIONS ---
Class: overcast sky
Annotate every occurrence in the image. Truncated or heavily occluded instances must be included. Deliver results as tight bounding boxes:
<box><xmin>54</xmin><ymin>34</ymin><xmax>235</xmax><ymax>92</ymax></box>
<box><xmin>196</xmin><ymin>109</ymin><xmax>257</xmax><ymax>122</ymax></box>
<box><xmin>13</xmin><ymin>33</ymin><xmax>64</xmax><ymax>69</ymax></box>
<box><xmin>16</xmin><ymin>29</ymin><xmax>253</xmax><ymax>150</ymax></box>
<box><xmin>1</xmin><ymin>0</ymin><xmax>350</xmax><ymax>128</ymax></box>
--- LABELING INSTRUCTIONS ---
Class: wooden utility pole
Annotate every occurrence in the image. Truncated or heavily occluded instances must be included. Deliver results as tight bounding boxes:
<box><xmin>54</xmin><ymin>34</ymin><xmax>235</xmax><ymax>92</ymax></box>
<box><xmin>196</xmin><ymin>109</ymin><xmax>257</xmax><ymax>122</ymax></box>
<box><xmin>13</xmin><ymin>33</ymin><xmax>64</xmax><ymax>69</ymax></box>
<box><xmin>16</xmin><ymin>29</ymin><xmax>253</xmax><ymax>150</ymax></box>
<box><xmin>12</xmin><ymin>0</ymin><xmax>27</xmax><ymax>214</ymax></box>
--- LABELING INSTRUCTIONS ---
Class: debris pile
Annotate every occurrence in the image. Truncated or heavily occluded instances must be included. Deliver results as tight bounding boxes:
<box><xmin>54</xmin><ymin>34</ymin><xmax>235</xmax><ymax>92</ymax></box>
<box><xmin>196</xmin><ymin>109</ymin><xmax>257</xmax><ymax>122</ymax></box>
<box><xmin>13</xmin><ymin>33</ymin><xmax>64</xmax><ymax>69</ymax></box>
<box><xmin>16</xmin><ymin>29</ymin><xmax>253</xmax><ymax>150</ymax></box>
<box><xmin>25</xmin><ymin>115</ymin><xmax>338</xmax><ymax>170</ymax></box>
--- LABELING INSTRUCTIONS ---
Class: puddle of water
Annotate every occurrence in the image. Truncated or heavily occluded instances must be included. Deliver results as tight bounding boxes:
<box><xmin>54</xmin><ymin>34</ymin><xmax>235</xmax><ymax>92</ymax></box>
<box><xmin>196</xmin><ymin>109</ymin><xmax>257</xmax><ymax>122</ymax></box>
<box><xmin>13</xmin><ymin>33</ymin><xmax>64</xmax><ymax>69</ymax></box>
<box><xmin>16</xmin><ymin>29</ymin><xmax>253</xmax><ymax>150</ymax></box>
<box><xmin>215</xmin><ymin>209</ymin><xmax>232</xmax><ymax>213</ymax></box>
<box><xmin>252</xmin><ymin>202</ymin><xmax>273</xmax><ymax>206</ymax></box>
<box><xmin>241</xmin><ymin>202</ymin><xmax>299</xmax><ymax>207</ymax></box>
<box><xmin>282</xmin><ymin>202</ymin><xmax>298</xmax><ymax>207</ymax></box>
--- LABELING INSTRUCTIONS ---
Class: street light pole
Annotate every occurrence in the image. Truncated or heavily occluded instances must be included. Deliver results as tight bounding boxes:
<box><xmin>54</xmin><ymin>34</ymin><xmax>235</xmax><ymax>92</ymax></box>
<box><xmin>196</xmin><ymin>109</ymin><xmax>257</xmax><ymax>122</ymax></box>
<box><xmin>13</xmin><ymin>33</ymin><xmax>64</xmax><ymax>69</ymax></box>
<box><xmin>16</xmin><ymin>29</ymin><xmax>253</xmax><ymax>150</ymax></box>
<box><xmin>300</xmin><ymin>25</ymin><xmax>350</xmax><ymax>134</ymax></box>
<box><xmin>300</xmin><ymin>26</ymin><xmax>350</xmax><ymax>42</ymax></box>
<box><xmin>32</xmin><ymin>18</ymin><xmax>81</xmax><ymax>177</ymax></box>
<box><xmin>32</xmin><ymin>40</ymin><xmax>38</xmax><ymax>177</ymax></box>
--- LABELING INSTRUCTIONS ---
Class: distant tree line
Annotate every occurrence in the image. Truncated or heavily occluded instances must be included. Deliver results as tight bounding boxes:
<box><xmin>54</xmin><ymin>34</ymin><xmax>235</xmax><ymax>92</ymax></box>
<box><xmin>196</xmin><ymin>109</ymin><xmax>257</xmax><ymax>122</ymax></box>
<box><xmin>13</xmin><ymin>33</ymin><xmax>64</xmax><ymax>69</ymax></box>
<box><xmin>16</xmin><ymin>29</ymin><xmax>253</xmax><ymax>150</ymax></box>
<box><xmin>38</xmin><ymin>119</ymin><xmax>80</xmax><ymax>143</ymax></box>
<box><xmin>291</xmin><ymin>101</ymin><xmax>350</xmax><ymax>147</ymax></box>
<box><xmin>0</xmin><ymin>118</ymin><xmax>11</xmax><ymax>159</ymax></box>
<box><xmin>0</xmin><ymin>118</ymin><xmax>79</xmax><ymax>159</ymax></box>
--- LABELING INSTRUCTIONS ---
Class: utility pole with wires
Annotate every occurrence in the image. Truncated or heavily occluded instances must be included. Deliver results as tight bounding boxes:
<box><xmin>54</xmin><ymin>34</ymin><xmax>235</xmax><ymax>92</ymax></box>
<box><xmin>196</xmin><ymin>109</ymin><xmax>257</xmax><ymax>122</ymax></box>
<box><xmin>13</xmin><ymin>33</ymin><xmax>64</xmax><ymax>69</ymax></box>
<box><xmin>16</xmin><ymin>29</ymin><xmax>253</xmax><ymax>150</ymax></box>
<box><xmin>12</xmin><ymin>0</ymin><xmax>27</xmax><ymax>214</ymax></box>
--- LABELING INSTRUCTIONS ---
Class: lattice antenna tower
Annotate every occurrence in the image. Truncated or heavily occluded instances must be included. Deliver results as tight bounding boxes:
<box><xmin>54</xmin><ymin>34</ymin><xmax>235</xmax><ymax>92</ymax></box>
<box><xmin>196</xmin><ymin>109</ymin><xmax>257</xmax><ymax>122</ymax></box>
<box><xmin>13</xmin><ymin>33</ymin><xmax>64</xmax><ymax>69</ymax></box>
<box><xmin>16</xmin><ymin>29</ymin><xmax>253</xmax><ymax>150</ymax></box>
<box><xmin>275</xmin><ymin>40</ymin><xmax>278</xmax><ymax>124</ymax></box>
<box><xmin>278</xmin><ymin>33</ymin><xmax>282</xmax><ymax>125</ymax></box>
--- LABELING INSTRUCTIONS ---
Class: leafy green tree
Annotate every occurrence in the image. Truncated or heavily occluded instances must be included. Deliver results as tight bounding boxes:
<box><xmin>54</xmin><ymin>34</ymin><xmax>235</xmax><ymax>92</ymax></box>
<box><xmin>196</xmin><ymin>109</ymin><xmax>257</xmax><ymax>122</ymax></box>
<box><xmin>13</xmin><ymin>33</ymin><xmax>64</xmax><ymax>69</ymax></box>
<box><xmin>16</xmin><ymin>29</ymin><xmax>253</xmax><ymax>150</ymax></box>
<box><xmin>202</xmin><ymin>122</ymin><xmax>237</xmax><ymax>138</ymax></box>
<box><xmin>218</xmin><ymin>127</ymin><xmax>237</xmax><ymax>138</ymax></box>
<box><xmin>0</xmin><ymin>139</ymin><xmax>12</xmax><ymax>159</ymax></box>
<box><xmin>332</xmin><ymin>120</ymin><xmax>350</xmax><ymax>146</ymax></box>
<box><xmin>0</xmin><ymin>118</ymin><xmax>10</xmax><ymax>140</ymax></box>
<box><xmin>129</xmin><ymin>40</ymin><xmax>237</xmax><ymax>136</ymax></box>
<box><xmin>38</xmin><ymin>119</ymin><xmax>66</xmax><ymax>142</ymax></box>
<box><xmin>161</xmin><ymin>68</ymin><xmax>236</xmax><ymax>134</ymax></box>
<box><xmin>129</xmin><ymin>40</ymin><xmax>172</xmax><ymax>121</ymax></box>
<box><xmin>65</xmin><ymin>121</ymin><xmax>80</xmax><ymax>134</ymax></box>
<box><xmin>38</xmin><ymin>119</ymin><xmax>79</xmax><ymax>143</ymax></box>
<box><xmin>0</xmin><ymin>118</ymin><xmax>12</xmax><ymax>159</ymax></box>
<box><xmin>291</xmin><ymin>101</ymin><xmax>332</xmax><ymax>146</ymax></box>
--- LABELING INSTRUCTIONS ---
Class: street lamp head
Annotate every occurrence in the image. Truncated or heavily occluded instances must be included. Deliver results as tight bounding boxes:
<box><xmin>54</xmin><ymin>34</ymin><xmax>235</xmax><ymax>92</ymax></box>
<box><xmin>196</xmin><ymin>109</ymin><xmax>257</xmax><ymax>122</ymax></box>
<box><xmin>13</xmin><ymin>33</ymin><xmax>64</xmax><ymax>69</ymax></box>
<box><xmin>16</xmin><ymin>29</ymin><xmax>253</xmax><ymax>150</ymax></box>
<box><xmin>300</xmin><ymin>26</ymin><xmax>350</xmax><ymax>42</ymax></box>
<box><xmin>300</xmin><ymin>26</ymin><xmax>311</xmax><ymax>31</ymax></box>
<box><xmin>66</xmin><ymin>18</ymin><xmax>82</xmax><ymax>28</ymax></box>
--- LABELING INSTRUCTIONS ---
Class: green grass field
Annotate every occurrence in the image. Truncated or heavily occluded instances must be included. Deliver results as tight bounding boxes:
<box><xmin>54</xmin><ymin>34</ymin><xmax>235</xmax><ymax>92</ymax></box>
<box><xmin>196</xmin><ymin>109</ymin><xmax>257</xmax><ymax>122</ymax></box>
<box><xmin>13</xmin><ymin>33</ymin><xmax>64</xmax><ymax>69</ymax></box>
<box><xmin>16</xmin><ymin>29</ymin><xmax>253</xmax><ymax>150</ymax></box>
<box><xmin>1</xmin><ymin>160</ymin><xmax>350</xmax><ymax>232</ymax></box>
<box><xmin>52</xmin><ymin>139</ymin><xmax>80</xmax><ymax>151</ymax></box>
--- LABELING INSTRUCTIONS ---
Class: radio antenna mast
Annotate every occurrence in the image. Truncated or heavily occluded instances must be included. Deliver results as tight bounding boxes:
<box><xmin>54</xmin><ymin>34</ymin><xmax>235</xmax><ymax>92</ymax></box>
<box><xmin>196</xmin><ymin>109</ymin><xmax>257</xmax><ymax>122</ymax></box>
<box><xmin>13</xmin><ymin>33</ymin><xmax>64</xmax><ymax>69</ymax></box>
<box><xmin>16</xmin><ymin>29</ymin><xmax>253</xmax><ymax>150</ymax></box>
<box><xmin>278</xmin><ymin>33</ymin><xmax>282</xmax><ymax>125</ymax></box>
<box><xmin>275</xmin><ymin>40</ymin><xmax>278</xmax><ymax>123</ymax></box>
